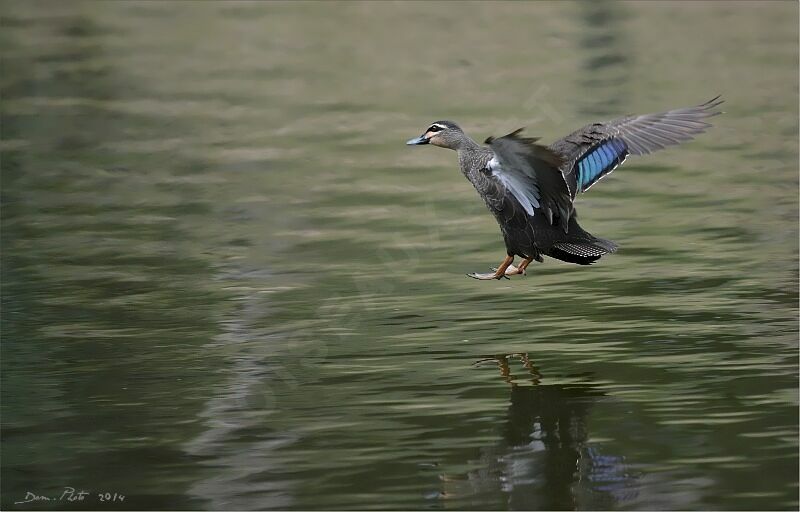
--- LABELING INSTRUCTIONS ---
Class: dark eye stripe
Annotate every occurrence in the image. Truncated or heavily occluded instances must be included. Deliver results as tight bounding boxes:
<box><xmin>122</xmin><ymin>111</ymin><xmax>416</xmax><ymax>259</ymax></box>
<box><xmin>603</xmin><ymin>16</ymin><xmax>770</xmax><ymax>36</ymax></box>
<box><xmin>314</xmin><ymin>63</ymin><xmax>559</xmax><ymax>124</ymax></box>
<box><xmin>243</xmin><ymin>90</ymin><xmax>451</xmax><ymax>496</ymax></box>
<box><xmin>428</xmin><ymin>125</ymin><xmax>443</xmax><ymax>132</ymax></box>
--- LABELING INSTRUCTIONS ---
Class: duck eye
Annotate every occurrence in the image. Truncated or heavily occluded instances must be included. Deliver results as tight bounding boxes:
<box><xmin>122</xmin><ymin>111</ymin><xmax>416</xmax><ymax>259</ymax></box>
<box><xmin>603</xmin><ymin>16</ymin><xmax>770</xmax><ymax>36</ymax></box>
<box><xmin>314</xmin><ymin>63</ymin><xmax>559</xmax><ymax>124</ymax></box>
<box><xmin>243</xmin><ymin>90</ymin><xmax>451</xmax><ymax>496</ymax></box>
<box><xmin>428</xmin><ymin>125</ymin><xmax>442</xmax><ymax>133</ymax></box>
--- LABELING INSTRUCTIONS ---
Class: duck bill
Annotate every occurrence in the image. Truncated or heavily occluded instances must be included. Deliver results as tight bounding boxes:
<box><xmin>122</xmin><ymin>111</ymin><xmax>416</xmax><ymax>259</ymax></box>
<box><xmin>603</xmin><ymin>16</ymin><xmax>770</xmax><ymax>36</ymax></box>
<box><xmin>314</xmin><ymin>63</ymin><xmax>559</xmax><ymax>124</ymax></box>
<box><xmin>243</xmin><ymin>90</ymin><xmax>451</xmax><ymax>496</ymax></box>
<box><xmin>406</xmin><ymin>134</ymin><xmax>429</xmax><ymax>145</ymax></box>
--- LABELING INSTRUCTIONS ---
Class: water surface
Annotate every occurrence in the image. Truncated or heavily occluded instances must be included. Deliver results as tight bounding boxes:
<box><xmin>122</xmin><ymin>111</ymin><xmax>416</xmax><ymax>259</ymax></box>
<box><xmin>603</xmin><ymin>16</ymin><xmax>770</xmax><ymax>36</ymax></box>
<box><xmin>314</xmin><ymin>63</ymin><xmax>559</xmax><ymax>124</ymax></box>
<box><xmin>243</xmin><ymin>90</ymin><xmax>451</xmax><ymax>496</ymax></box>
<box><xmin>1</xmin><ymin>1</ymin><xmax>798</xmax><ymax>510</ymax></box>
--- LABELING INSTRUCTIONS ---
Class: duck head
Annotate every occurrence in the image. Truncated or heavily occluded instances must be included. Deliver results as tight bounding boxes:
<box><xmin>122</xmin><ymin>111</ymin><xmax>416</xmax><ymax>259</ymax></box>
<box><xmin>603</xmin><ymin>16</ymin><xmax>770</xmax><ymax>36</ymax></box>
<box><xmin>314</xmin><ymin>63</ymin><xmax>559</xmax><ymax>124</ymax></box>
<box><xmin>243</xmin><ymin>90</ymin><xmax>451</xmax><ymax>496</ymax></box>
<box><xmin>406</xmin><ymin>121</ymin><xmax>466</xmax><ymax>150</ymax></box>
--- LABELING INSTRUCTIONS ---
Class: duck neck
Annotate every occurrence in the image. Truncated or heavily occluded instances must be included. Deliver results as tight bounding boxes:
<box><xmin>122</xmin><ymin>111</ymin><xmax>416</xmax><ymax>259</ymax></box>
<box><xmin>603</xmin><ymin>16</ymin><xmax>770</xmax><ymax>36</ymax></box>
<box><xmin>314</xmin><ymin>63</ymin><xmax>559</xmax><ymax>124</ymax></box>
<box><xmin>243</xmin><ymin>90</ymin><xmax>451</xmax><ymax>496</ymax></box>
<box><xmin>456</xmin><ymin>134</ymin><xmax>483</xmax><ymax>170</ymax></box>
<box><xmin>455</xmin><ymin>134</ymin><xmax>481</xmax><ymax>155</ymax></box>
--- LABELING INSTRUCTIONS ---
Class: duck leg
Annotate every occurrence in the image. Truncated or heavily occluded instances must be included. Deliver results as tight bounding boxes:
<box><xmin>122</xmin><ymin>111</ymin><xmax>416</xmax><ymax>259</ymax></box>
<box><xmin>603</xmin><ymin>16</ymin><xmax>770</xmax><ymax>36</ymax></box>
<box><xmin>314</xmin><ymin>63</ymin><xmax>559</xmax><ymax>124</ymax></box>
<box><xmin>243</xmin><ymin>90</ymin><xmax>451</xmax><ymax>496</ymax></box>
<box><xmin>488</xmin><ymin>256</ymin><xmax>534</xmax><ymax>276</ymax></box>
<box><xmin>467</xmin><ymin>255</ymin><xmax>514</xmax><ymax>280</ymax></box>
<box><xmin>507</xmin><ymin>257</ymin><xmax>533</xmax><ymax>276</ymax></box>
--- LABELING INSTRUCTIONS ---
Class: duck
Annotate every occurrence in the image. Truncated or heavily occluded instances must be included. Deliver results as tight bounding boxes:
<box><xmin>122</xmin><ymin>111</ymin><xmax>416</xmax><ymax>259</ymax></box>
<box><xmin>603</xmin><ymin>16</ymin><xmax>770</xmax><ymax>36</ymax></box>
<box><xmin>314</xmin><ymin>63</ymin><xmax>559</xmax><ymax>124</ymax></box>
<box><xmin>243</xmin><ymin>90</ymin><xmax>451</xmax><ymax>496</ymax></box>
<box><xmin>406</xmin><ymin>97</ymin><xmax>723</xmax><ymax>280</ymax></box>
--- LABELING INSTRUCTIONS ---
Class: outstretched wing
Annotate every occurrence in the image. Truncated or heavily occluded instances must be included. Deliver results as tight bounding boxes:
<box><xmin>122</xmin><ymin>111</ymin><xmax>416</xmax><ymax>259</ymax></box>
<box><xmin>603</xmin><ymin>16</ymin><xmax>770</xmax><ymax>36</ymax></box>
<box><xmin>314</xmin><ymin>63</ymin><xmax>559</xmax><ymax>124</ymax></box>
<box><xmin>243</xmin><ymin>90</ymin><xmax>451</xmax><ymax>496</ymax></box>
<box><xmin>552</xmin><ymin>96</ymin><xmax>724</xmax><ymax>197</ymax></box>
<box><xmin>485</xmin><ymin>129</ymin><xmax>573</xmax><ymax>232</ymax></box>
<box><xmin>605</xmin><ymin>95</ymin><xmax>724</xmax><ymax>155</ymax></box>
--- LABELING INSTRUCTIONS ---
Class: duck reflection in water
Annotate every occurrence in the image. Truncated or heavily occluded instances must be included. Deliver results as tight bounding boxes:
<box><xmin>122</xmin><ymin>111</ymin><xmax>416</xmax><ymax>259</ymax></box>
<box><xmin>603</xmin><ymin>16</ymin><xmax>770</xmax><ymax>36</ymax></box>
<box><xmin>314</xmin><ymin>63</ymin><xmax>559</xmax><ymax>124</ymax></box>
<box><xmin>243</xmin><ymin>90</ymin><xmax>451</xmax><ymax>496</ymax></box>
<box><xmin>440</xmin><ymin>354</ymin><xmax>639</xmax><ymax>510</ymax></box>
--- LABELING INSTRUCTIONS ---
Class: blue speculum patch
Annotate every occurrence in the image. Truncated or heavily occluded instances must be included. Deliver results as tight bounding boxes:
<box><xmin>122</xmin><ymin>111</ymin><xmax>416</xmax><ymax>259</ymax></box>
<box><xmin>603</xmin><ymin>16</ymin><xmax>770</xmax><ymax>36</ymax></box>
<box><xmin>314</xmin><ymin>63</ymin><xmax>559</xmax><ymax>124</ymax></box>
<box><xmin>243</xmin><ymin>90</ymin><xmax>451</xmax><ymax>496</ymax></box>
<box><xmin>577</xmin><ymin>139</ymin><xmax>628</xmax><ymax>191</ymax></box>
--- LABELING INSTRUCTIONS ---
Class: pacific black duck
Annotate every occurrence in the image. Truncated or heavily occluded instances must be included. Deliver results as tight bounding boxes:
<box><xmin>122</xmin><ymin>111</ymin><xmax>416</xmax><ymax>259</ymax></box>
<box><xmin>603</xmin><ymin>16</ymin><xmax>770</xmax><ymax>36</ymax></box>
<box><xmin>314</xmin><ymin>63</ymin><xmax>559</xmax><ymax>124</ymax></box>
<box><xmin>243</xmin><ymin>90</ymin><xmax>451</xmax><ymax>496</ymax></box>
<box><xmin>406</xmin><ymin>97</ymin><xmax>723</xmax><ymax>280</ymax></box>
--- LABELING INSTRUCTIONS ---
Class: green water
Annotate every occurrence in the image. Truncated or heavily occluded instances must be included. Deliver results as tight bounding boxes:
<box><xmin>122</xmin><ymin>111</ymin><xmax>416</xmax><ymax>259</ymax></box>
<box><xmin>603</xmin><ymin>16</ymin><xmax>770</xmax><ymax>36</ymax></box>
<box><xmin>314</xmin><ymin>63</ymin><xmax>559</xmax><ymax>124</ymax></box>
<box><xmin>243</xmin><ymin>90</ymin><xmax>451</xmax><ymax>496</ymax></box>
<box><xmin>1</xmin><ymin>1</ymin><xmax>798</xmax><ymax>510</ymax></box>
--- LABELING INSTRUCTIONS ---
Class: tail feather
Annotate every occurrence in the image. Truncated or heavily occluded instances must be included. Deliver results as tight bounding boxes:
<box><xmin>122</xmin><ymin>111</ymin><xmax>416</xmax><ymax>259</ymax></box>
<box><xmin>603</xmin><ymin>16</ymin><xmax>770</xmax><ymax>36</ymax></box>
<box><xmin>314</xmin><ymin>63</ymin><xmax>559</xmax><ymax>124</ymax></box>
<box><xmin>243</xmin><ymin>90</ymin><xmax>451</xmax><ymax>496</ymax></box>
<box><xmin>549</xmin><ymin>236</ymin><xmax>618</xmax><ymax>265</ymax></box>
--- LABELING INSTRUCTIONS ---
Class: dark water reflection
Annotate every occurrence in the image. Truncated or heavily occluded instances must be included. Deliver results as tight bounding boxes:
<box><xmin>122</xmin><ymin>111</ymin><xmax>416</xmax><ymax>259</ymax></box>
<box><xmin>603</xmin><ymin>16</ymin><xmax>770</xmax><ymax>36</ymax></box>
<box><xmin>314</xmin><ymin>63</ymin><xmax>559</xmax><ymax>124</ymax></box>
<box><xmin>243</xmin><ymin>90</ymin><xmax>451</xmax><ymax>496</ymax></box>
<box><xmin>441</xmin><ymin>355</ymin><xmax>637</xmax><ymax>510</ymax></box>
<box><xmin>2</xmin><ymin>1</ymin><xmax>798</xmax><ymax>511</ymax></box>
